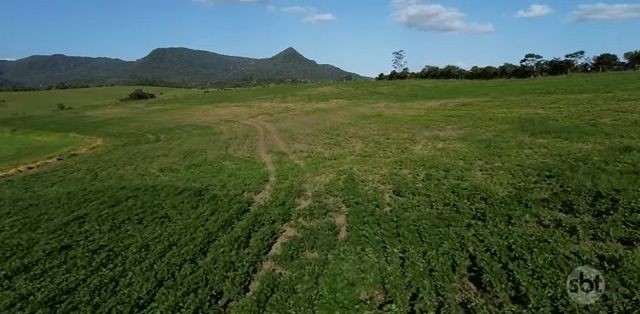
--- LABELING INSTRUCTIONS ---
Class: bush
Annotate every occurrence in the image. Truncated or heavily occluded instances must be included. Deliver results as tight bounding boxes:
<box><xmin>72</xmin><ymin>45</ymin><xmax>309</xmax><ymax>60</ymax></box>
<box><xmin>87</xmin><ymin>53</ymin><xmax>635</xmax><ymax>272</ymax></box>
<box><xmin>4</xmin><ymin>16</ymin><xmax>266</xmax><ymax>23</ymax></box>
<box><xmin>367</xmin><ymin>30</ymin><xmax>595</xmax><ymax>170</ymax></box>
<box><xmin>56</xmin><ymin>103</ymin><xmax>66</xmax><ymax>110</ymax></box>
<box><xmin>124</xmin><ymin>89</ymin><xmax>156</xmax><ymax>101</ymax></box>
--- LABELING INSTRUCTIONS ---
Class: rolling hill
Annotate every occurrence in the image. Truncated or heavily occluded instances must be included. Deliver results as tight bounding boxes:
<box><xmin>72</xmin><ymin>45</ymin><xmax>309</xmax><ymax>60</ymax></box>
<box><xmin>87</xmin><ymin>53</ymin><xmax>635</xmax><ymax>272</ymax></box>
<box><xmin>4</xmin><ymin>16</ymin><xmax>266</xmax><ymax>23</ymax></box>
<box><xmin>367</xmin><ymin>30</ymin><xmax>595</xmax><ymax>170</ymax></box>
<box><xmin>0</xmin><ymin>47</ymin><xmax>366</xmax><ymax>88</ymax></box>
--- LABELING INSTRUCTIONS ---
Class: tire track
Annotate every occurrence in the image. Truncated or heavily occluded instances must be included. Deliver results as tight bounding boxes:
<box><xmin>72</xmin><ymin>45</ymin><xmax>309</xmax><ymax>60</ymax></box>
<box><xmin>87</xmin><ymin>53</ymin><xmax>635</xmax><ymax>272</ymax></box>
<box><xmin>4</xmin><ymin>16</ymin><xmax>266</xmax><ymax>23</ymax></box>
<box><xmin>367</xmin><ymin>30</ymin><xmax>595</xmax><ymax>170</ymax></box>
<box><xmin>0</xmin><ymin>138</ymin><xmax>104</xmax><ymax>179</ymax></box>
<box><xmin>255</xmin><ymin>119</ymin><xmax>303</xmax><ymax>166</ymax></box>
<box><xmin>245</xmin><ymin>223</ymin><xmax>297</xmax><ymax>297</ymax></box>
<box><xmin>234</xmin><ymin>118</ymin><xmax>312</xmax><ymax>306</ymax></box>
<box><xmin>241</xmin><ymin>173</ymin><xmax>335</xmax><ymax>301</ymax></box>
<box><xmin>241</xmin><ymin>120</ymin><xmax>276</xmax><ymax>208</ymax></box>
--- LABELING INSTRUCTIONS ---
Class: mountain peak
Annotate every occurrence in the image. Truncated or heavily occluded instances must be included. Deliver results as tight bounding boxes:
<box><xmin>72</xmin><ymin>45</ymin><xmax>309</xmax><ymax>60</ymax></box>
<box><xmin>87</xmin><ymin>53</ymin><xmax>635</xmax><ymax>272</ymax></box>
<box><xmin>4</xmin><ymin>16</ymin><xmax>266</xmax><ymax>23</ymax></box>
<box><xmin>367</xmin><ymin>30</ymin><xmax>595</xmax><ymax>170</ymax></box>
<box><xmin>271</xmin><ymin>47</ymin><xmax>310</xmax><ymax>64</ymax></box>
<box><xmin>281</xmin><ymin>47</ymin><xmax>300</xmax><ymax>54</ymax></box>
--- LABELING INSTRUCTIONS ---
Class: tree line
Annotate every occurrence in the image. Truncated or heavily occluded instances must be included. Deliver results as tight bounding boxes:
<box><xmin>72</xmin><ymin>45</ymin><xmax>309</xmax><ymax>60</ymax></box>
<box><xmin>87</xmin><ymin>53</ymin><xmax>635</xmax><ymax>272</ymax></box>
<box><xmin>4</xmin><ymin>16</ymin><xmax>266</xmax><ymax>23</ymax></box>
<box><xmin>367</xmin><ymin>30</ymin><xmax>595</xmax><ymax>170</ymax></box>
<box><xmin>377</xmin><ymin>50</ymin><xmax>640</xmax><ymax>81</ymax></box>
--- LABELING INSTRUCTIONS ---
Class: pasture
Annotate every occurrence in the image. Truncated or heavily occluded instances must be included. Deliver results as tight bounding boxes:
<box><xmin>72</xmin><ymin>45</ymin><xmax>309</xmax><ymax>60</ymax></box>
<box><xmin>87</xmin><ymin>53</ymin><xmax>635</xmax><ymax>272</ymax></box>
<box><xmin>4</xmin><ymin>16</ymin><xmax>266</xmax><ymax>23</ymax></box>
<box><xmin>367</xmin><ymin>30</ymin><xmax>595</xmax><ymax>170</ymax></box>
<box><xmin>1</xmin><ymin>72</ymin><xmax>639</xmax><ymax>313</ymax></box>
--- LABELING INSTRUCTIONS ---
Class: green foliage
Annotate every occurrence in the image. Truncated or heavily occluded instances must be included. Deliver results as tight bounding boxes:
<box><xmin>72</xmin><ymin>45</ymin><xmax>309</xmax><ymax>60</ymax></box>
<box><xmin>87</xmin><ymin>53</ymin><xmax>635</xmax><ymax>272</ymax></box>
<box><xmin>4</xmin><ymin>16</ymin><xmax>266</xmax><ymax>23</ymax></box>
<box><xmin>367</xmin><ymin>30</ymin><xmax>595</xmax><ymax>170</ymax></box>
<box><xmin>381</xmin><ymin>50</ymin><xmax>640</xmax><ymax>81</ymax></box>
<box><xmin>546</xmin><ymin>58</ymin><xmax>573</xmax><ymax>76</ymax></box>
<box><xmin>1</xmin><ymin>72</ymin><xmax>640</xmax><ymax>312</ymax></box>
<box><xmin>565</xmin><ymin>50</ymin><xmax>586</xmax><ymax>72</ymax></box>
<box><xmin>392</xmin><ymin>50</ymin><xmax>407</xmax><ymax>72</ymax></box>
<box><xmin>520</xmin><ymin>53</ymin><xmax>545</xmax><ymax>77</ymax></box>
<box><xmin>124</xmin><ymin>89</ymin><xmax>156</xmax><ymax>101</ymax></box>
<box><xmin>624</xmin><ymin>50</ymin><xmax>640</xmax><ymax>70</ymax></box>
<box><xmin>592</xmin><ymin>53</ymin><xmax>620</xmax><ymax>72</ymax></box>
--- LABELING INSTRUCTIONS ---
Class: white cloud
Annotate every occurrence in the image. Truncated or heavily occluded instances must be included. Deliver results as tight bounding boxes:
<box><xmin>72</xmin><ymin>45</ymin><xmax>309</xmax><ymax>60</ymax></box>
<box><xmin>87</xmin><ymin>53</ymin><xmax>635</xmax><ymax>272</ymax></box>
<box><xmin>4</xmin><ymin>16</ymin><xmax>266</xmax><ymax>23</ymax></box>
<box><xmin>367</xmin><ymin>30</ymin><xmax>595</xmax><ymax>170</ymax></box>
<box><xmin>195</xmin><ymin>0</ymin><xmax>336</xmax><ymax>23</ymax></box>
<box><xmin>304</xmin><ymin>13</ymin><xmax>336</xmax><ymax>23</ymax></box>
<box><xmin>0</xmin><ymin>58</ymin><xmax>16</xmax><ymax>61</ymax></box>
<box><xmin>393</xmin><ymin>1</ymin><xmax>494</xmax><ymax>34</ymax></box>
<box><xmin>572</xmin><ymin>3</ymin><xmax>640</xmax><ymax>21</ymax></box>
<box><xmin>275</xmin><ymin>6</ymin><xmax>336</xmax><ymax>23</ymax></box>
<box><xmin>281</xmin><ymin>6</ymin><xmax>308</xmax><ymax>14</ymax></box>
<box><xmin>515</xmin><ymin>4</ymin><xmax>552</xmax><ymax>18</ymax></box>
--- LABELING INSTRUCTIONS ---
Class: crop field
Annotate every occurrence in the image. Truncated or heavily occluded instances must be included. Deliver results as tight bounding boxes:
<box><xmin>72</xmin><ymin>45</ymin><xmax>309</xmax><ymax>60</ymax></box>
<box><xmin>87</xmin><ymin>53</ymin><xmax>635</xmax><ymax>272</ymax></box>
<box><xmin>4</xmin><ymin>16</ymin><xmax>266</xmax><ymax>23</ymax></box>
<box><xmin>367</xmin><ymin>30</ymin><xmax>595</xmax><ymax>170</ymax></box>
<box><xmin>1</xmin><ymin>72</ymin><xmax>639</xmax><ymax>313</ymax></box>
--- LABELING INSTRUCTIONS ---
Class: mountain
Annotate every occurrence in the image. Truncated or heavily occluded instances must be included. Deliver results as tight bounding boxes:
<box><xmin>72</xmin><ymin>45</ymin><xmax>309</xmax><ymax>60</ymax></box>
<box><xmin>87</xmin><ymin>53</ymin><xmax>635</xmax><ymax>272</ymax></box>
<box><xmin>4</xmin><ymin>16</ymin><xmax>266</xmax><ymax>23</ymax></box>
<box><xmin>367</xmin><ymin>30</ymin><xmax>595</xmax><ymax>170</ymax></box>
<box><xmin>0</xmin><ymin>47</ymin><xmax>365</xmax><ymax>88</ymax></box>
<box><xmin>0</xmin><ymin>55</ymin><xmax>131</xmax><ymax>87</ymax></box>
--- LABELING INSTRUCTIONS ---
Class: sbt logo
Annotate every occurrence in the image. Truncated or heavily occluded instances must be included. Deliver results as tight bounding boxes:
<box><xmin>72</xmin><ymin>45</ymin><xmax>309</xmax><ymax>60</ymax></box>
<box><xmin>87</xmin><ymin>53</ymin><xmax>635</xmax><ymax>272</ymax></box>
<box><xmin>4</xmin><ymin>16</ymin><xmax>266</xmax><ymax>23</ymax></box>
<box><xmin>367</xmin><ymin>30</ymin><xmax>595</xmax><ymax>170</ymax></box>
<box><xmin>566</xmin><ymin>266</ymin><xmax>604</xmax><ymax>305</ymax></box>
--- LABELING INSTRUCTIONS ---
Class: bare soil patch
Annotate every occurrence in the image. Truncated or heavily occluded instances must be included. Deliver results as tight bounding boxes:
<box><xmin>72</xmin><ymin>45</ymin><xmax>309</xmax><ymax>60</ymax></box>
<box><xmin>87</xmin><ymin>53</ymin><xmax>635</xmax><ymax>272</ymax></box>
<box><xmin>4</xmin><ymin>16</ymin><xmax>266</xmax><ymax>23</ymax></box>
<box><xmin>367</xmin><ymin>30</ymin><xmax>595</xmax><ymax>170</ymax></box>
<box><xmin>335</xmin><ymin>200</ymin><xmax>349</xmax><ymax>240</ymax></box>
<box><xmin>268</xmin><ymin>223</ymin><xmax>298</xmax><ymax>256</ymax></box>
<box><xmin>304</xmin><ymin>250</ymin><xmax>319</xmax><ymax>260</ymax></box>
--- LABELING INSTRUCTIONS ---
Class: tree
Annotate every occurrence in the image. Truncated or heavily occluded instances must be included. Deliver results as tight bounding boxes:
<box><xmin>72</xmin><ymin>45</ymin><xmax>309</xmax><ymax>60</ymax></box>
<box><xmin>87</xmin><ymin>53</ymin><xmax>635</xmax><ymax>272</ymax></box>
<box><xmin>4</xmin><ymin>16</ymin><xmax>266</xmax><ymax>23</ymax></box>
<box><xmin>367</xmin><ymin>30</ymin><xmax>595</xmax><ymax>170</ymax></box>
<box><xmin>468</xmin><ymin>66</ymin><xmax>499</xmax><ymax>80</ymax></box>
<box><xmin>437</xmin><ymin>65</ymin><xmax>466</xmax><ymax>79</ymax></box>
<box><xmin>392</xmin><ymin>50</ymin><xmax>407</xmax><ymax>72</ymax></box>
<box><xmin>546</xmin><ymin>58</ymin><xmax>573</xmax><ymax>76</ymax></box>
<box><xmin>388</xmin><ymin>70</ymin><xmax>398</xmax><ymax>80</ymax></box>
<box><xmin>498</xmin><ymin>63</ymin><xmax>520</xmax><ymax>78</ymax></box>
<box><xmin>398</xmin><ymin>67</ymin><xmax>411</xmax><ymax>80</ymax></box>
<box><xmin>419</xmin><ymin>66</ymin><xmax>440</xmax><ymax>79</ymax></box>
<box><xmin>520</xmin><ymin>53</ymin><xmax>544</xmax><ymax>77</ymax></box>
<box><xmin>564</xmin><ymin>50</ymin><xmax>585</xmax><ymax>73</ymax></box>
<box><xmin>624</xmin><ymin>50</ymin><xmax>640</xmax><ymax>70</ymax></box>
<box><xmin>376</xmin><ymin>73</ymin><xmax>386</xmax><ymax>81</ymax></box>
<box><xmin>480</xmin><ymin>66</ymin><xmax>500</xmax><ymax>79</ymax></box>
<box><xmin>592</xmin><ymin>53</ymin><xmax>619</xmax><ymax>72</ymax></box>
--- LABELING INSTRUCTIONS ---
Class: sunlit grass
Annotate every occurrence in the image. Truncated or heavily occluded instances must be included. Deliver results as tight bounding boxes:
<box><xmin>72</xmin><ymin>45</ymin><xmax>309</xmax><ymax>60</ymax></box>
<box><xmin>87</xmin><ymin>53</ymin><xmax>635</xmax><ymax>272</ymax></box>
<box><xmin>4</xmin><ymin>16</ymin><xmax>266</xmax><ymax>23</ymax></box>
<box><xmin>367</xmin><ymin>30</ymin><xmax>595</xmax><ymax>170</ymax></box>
<box><xmin>0</xmin><ymin>72</ymin><xmax>639</xmax><ymax>312</ymax></box>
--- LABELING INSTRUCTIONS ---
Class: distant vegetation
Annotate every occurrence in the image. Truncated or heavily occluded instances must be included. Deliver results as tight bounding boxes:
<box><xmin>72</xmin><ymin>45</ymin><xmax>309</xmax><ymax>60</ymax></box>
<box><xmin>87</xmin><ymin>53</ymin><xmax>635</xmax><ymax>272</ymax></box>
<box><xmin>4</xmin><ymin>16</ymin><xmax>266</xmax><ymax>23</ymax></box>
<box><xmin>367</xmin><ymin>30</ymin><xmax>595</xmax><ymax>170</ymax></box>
<box><xmin>122</xmin><ymin>89</ymin><xmax>156</xmax><ymax>101</ymax></box>
<box><xmin>378</xmin><ymin>49</ymin><xmax>640</xmax><ymax>80</ymax></box>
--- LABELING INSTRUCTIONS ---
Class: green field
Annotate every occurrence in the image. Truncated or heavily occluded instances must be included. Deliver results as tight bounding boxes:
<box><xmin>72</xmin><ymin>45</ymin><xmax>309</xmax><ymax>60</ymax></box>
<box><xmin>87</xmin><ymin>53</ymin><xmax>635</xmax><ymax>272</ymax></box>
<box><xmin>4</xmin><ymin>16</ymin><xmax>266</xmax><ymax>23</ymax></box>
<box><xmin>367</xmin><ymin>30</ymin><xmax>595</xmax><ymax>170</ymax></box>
<box><xmin>1</xmin><ymin>73</ymin><xmax>639</xmax><ymax>313</ymax></box>
<box><xmin>0</xmin><ymin>129</ymin><xmax>92</xmax><ymax>171</ymax></box>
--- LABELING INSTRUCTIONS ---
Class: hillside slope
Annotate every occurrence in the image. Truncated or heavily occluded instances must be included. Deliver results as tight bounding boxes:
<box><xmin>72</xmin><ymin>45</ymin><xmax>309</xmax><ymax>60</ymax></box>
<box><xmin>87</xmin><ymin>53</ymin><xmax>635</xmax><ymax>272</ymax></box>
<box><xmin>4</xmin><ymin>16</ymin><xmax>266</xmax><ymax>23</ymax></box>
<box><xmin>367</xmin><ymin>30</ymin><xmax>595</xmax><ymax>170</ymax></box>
<box><xmin>0</xmin><ymin>48</ymin><xmax>365</xmax><ymax>88</ymax></box>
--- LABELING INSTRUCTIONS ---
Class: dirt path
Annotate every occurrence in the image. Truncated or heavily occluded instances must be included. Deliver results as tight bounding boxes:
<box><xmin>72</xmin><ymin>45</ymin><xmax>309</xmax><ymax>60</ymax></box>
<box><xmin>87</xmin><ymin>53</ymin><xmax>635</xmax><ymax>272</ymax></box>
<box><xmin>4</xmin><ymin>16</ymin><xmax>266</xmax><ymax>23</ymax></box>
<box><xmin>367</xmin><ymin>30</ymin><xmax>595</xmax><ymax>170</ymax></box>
<box><xmin>236</xmin><ymin>118</ymin><xmax>313</xmax><ymax>303</ymax></box>
<box><xmin>241</xmin><ymin>120</ymin><xmax>277</xmax><ymax>207</ymax></box>
<box><xmin>255</xmin><ymin>119</ymin><xmax>303</xmax><ymax>166</ymax></box>
<box><xmin>0</xmin><ymin>138</ymin><xmax>104</xmax><ymax>179</ymax></box>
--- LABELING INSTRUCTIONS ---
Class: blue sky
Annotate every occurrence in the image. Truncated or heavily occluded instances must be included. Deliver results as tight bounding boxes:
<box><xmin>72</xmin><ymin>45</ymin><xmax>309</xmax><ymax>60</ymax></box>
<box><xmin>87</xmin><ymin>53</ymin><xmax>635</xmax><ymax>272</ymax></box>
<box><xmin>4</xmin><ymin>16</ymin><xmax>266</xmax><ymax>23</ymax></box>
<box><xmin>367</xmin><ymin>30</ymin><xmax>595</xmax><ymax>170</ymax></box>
<box><xmin>2</xmin><ymin>0</ymin><xmax>639</xmax><ymax>76</ymax></box>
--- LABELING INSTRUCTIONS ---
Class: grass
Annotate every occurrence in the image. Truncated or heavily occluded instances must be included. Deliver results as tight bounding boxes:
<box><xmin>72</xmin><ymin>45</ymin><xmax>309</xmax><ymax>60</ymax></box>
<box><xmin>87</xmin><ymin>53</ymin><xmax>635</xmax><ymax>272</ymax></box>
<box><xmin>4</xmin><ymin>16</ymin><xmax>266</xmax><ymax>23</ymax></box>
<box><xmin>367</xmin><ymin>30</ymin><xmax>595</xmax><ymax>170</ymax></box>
<box><xmin>0</xmin><ymin>86</ymin><xmax>198</xmax><ymax>115</ymax></box>
<box><xmin>0</xmin><ymin>129</ymin><xmax>91</xmax><ymax>171</ymax></box>
<box><xmin>0</xmin><ymin>72</ymin><xmax>639</xmax><ymax>313</ymax></box>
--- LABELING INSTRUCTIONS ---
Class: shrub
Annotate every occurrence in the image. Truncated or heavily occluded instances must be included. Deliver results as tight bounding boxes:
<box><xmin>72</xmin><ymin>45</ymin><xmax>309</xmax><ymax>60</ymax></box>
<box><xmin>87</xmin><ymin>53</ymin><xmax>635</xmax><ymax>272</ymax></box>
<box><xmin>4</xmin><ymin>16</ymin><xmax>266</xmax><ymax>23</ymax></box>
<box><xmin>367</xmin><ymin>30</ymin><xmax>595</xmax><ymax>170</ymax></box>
<box><xmin>56</xmin><ymin>103</ymin><xmax>66</xmax><ymax>110</ymax></box>
<box><xmin>124</xmin><ymin>89</ymin><xmax>156</xmax><ymax>101</ymax></box>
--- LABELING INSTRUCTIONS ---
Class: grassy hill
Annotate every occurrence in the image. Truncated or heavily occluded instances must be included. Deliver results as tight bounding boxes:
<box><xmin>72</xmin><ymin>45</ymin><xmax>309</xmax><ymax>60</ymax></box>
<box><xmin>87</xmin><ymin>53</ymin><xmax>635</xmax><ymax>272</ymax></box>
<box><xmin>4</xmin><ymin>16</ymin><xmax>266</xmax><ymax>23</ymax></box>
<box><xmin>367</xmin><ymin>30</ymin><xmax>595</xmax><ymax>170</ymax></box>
<box><xmin>0</xmin><ymin>72</ymin><xmax>639</xmax><ymax>312</ymax></box>
<box><xmin>0</xmin><ymin>48</ymin><xmax>366</xmax><ymax>88</ymax></box>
